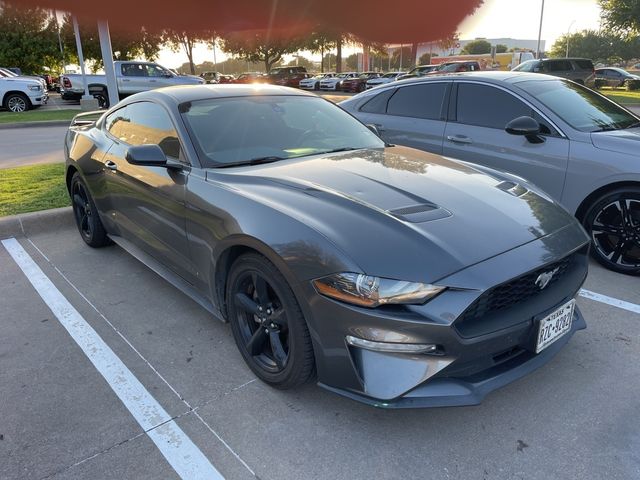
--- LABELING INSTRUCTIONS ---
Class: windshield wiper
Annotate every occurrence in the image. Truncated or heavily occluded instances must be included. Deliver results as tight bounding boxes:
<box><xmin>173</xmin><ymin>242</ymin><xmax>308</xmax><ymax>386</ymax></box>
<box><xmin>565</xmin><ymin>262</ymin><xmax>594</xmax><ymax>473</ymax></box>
<box><xmin>624</xmin><ymin>121</ymin><xmax>640</xmax><ymax>129</ymax></box>
<box><xmin>215</xmin><ymin>156</ymin><xmax>287</xmax><ymax>168</ymax></box>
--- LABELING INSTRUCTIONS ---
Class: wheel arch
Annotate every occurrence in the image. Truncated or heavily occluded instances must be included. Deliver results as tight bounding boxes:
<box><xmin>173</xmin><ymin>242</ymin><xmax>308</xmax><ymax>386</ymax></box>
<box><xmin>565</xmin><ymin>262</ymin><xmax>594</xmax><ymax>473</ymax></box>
<box><xmin>2</xmin><ymin>90</ymin><xmax>31</xmax><ymax>108</ymax></box>
<box><xmin>65</xmin><ymin>164</ymin><xmax>79</xmax><ymax>194</ymax></box>
<box><xmin>575</xmin><ymin>180</ymin><xmax>640</xmax><ymax>222</ymax></box>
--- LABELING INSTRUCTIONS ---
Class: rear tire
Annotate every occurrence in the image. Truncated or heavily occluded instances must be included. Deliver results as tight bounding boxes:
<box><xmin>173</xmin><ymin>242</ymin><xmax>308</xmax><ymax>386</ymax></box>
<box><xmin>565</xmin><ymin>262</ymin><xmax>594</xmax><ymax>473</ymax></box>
<box><xmin>91</xmin><ymin>89</ymin><xmax>109</xmax><ymax>109</ymax></box>
<box><xmin>226</xmin><ymin>253</ymin><xmax>315</xmax><ymax>389</ymax></box>
<box><xmin>583</xmin><ymin>187</ymin><xmax>640</xmax><ymax>275</ymax></box>
<box><xmin>4</xmin><ymin>93</ymin><xmax>30</xmax><ymax>112</ymax></box>
<box><xmin>70</xmin><ymin>173</ymin><xmax>111</xmax><ymax>248</ymax></box>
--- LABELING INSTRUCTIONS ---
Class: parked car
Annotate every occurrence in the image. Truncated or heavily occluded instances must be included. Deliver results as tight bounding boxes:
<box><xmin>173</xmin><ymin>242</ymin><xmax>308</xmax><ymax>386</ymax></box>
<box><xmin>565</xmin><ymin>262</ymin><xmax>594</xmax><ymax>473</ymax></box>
<box><xmin>340</xmin><ymin>72</ymin><xmax>381</xmax><ymax>92</ymax></box>
<box><xmin>1</xmin><ymin>74</ymin><xmax>48</xmax><ymax>112</ymax></box>
<box><xmin>232</xmin><ymin>72</ymin><xmax>267</xmax><ymax>84</ymax></box>
<box><xmin>65</xmin><ymin>84</ymin><xmax>589</xmax><ymax>407</ymax></box>
<box><xmin>60</xmin><ymin>61</ymin><xmax>204</xmax><ymax>108</ymax></box>
<box><xmin>0</xmin><ymin>67</ymin><xmax>47</xmax><ymax>90</ymax></box>
<box><xmin>267</xmin><ymin>66</ymin><xmax>308</xmax><ymax>87</ymax></box>
<box><xmin>299</xmin><ymin>73</ymin><xmax>335</xmax><ymax>90</ymax></box>
<box><xmin>217</xmin><ymin>74</ymin><xmax>235</xmax><ymax>84</ymax></box>
<box><xmin>427</xmin><ymin>61</ymin><xmax>482</xmax><ymax>74</ymax></box>
<box><xmin>396</xmin><ymin>65</ymin><xmax>438</xmax><ymax>81</ymax></box>
<box><xmin>319</xmin><ymin>72</ymin><xmax>358</xmax><ymax>90</ymax></box>
<box><xmin>595</xmin><ymin>67</ymin><xmax>640</xmax><ymax>88</ymax></box>
<box><xmin>366</xmin><ymin>72</ymin><xmax>407</xmax><ymax>89</ymax></box>
<box><xmin>200</xmin><ymin>71</ymin><xmax>222</xmax><ymax>84</ymax></box>
<box><xmin>512</xmin><ymin>58</ymin><xmax>595</xmax><ymax>86</ymax></box>
<box><xmin>341</xmin><ymin>71</ymin><xmax>640</xmax><ymax>274</ymax></box>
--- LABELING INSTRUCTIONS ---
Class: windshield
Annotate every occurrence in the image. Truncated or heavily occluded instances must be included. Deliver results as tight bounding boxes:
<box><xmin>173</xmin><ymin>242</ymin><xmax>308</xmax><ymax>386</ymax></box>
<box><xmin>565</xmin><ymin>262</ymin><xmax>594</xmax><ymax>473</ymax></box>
<box><xmin>0</xmin><ymin>68</ymin><xmax>17</xmax><ymax>77</ymax></box>
<box><xmin>181</xmin><ymin>95</ymin><xmax>384</xmax><ymax>167</ymax></box>
<box><xmin>518</xmin><ymin>79</ymin><xmax>639</xmax><ymax>132</ymax></box>
<box><xmin>512</xmin><ymin>61</ymin><xmax>538</xmax><ymax>72</ymax></box>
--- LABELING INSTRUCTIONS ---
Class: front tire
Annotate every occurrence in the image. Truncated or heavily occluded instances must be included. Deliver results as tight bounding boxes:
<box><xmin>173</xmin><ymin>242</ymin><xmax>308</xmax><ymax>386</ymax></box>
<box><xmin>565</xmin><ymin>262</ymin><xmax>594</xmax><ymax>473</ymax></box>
<box><xmin>583</xmin><ymin>188</ymin><xmax>640</xmax><ymax>275</ymax></box>
<box><xmin>70</xmin><ymin>173</ymin><xmax>111</xmax><ymax>248</ymax></box>
<box><xmin>4</xmin><ymin>93</ymin><xmax>30</xmax><ymax>112</ymax></box>
<box><xmin>226</xmin><ymin>253</ymin><xmax>315</xmax><ymax>389</ymax></box>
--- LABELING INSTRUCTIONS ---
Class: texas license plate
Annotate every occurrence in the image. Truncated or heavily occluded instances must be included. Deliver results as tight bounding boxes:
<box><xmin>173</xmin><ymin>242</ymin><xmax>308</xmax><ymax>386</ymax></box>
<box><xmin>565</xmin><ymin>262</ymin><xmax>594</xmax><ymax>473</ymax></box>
<box><xmin>535</xmin><ymin>299</ymin><xmax>575</xmax><ymax>353</ymax></box>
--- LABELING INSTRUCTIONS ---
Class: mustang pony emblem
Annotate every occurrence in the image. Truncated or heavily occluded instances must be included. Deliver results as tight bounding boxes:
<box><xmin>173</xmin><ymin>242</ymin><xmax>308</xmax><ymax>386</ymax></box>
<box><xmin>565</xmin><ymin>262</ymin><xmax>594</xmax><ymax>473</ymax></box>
<box><xmin>535</xmin><ymin>267</ymin><xmax>560</xmax><ymax>290</ymax></box>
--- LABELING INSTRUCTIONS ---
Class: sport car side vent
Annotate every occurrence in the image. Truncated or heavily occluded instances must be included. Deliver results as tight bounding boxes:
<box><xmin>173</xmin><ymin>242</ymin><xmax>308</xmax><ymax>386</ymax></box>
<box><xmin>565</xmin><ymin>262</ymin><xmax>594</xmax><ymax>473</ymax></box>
<box><xmin>387</xmin><ymin>204</ymin><xmax>452</xmax><ymax>223</ymax></box>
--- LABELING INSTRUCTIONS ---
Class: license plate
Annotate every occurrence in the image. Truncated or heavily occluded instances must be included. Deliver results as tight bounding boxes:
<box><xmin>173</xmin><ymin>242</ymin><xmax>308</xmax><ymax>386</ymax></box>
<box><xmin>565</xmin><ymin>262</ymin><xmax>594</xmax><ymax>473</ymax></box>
<box><xmin>535</xmin><ymin>299</ymin><xmax>575</xmax><ymax>353</ymax></box>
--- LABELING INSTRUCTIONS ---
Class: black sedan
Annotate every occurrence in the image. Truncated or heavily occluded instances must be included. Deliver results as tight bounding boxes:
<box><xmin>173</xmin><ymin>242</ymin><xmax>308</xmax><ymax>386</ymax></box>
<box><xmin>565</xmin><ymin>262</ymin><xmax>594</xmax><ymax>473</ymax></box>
<box><xmin>65</xmin><ymin>85</ymin><xmax>589</xmax><ymax>407</ymax></box>
<box><xmin>595</xmin><ymin>67</ymin><xmax>640</xmax><ymax>88</ymax></box>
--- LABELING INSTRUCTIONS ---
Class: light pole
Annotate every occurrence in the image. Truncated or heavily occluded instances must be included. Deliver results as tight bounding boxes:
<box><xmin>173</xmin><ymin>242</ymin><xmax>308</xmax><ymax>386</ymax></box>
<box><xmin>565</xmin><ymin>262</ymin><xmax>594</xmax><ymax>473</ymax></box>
<box><xmin>566</xmin><ymin>20</ymin><xmax>576</xmax><ymax>58</ymax></box>
<box><xmin>536</xmin><ymin>0</ymin><xmax>545</xmax><ymax>59</ymax></box>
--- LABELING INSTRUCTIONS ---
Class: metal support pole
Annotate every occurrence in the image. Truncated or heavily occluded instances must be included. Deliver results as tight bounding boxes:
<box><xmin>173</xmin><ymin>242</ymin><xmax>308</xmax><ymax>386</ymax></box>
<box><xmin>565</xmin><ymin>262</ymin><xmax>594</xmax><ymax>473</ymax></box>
<box><xmin>536</xmin><ymin>0</ymin><xmax>545</xmax><ymax>59</ymax></box>
<box><xmin>97</xmin><ymin>20</ymin><xmax>119</xmax><ymax>108</ymax></box>
<box><xmin>72</xmin><ymin>16</ymin><xmax>91</xmax><ymax>100</ymax></box>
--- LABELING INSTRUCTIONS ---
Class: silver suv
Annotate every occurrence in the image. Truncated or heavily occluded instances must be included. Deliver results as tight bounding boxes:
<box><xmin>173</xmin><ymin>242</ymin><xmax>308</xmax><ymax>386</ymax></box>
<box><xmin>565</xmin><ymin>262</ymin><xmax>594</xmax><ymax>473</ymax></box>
<box><xmin>513</xmin><ymin>58</ymin><xmax>595</xmax><ymax>87</ymax></box>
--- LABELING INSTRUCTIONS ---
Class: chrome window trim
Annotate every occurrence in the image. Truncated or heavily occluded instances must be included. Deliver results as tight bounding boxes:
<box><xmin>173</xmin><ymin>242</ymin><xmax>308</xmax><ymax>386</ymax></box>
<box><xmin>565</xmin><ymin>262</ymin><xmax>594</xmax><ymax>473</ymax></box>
<box><xmin>452</xmin><ymin>79</ymin><xmax>568</xmax><ymax>139</ymax></box>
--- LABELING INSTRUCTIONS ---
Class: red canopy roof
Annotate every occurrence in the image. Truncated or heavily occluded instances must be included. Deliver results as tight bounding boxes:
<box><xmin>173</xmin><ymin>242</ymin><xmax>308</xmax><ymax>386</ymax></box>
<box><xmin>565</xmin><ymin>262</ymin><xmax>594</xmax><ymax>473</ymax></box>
<box><xmin>14</xmin><ymin>0</ymin><xmax>483</xmax><ymax>44</ymax></box>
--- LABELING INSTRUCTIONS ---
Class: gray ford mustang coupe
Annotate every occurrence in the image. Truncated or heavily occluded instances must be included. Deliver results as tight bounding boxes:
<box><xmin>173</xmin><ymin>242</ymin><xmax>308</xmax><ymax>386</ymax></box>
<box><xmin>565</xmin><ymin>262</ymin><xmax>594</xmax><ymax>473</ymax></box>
<box><xmin>65</xmin><ymin>85</ymin><xmax>589</xmax><ymax>407</ymax></box>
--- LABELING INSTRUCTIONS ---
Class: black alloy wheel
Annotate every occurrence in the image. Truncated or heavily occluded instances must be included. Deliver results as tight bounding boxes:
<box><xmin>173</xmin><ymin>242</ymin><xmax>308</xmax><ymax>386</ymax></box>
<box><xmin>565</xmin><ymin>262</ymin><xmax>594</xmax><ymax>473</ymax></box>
<box><xmin>92</xmin><ymin>90</ymin><xmax>109</xmax><ymax>109</ymax></box>
<box><xmin>584</xmin><ymin>188</ymin><xmax>640</xmax><ymax>275</ymax></box>
<box><xmin>227</xmin><ymin>253</ymin><xmax>315</xmax><ymax>388</ymax></box>
<box><xmin>70</xmin><ymin>173</ymin><xmax>111</xmax><ymax>247</ymax></box>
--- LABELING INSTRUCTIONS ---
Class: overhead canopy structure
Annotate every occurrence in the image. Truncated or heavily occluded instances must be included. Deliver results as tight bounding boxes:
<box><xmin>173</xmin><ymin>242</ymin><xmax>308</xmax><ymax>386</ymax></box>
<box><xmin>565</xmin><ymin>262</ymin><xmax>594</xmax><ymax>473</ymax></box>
<box><xmin>11</xmin><ymin>0</ymin><xmax>483</xmax><ymax>44</ymax></box>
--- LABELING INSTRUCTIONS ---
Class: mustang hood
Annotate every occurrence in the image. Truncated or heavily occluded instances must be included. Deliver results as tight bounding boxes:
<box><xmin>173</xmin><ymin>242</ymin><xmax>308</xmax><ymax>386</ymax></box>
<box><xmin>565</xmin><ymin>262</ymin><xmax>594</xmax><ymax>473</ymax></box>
<box><xmin>591</xmin><ymin>128</ymin><xmax>640</xmax><ymax>156</ymax></box>
<box><xmin>214</xmin><ymin>147</ymin><xmax>582</xmax><ymax>282</ymax></box>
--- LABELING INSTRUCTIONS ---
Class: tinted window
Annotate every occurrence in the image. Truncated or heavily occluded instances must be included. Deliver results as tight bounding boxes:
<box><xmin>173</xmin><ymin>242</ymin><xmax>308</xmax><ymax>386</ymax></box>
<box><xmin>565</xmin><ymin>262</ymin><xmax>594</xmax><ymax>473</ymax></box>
<box><xmin>518</xmin><ymin>79</ymin><xmax>639</xmax><ymax>132</ymax></box>
<box><xmin>146</xmin><ymin>64</ymin><xmax>168</xmax><ymax>77</ymax></box>
<box><xmin>121</xmin><ymin>63</ymin><xmax>147</xmax><ymax>77</ymax></box>
<box><xmin>115</xmin><ymin>102</ymin><xmax>181</xmax><ymax>159</ymax></box>
<box><xmin>545</xmin><ymin>60</ymin><xmax>572</xmax><ymax>72</ymax></box>
<box><xmin>513</xmin><ymin>60</ymin><xmax>538</xmax><ymax>72</ymax></box>
<box><xmin>456</xmin><ymin>83</ymin><xmax>530</xmax><ymax>129</ymax></box>
<box><xmin>360</xmin><ymin>89</ymin><xmax>394</xmax><ymax>114</ymax></box>
<box><xmin>105</xmin><ymin>106</ymin><xmax>130</xmax><ymax>140</ymax></box>
<box><xmin>574</xmin><ymin>59</ymin><xmax>594</xmax><ymax>70</ymax></box>
<box><xmin>387</xmin><ymin>83</ymin><xmax>448</xmax><ymax>120</ymax></box>
<box><xmin>181</xmin><ymin>96</ymin><xmax>383</xmax><ymax>166</ymax></box>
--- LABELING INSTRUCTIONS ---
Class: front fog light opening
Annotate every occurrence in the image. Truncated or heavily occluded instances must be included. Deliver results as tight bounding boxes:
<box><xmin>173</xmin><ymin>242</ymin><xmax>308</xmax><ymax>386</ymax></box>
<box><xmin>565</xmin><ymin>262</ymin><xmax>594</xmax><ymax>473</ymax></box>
<box><xmin>346</xmin><ymin>335</ymin><xmax>440</xmax><ymax>354</ymax></box>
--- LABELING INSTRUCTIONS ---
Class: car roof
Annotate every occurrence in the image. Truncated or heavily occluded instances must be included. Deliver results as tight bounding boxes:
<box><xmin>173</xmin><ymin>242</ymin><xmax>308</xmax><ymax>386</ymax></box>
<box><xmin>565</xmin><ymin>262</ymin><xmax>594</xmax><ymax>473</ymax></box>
<box><xmin>392</xmin><ymin>70</ymin><xmax>563</xmax><ymax>86</ymax></box>
<box><xmin>130</xmin><ymin>84</ymin><xmax>317</xmax><ymax>104</ymax></box>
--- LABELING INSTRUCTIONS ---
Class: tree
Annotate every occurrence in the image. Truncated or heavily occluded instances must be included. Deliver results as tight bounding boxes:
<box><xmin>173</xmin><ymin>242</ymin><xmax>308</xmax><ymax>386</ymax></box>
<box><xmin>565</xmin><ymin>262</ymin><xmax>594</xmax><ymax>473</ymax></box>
<box><xmin>345</xmin><ymin>53</ymin><xmax>358</xmax><ymax>70</ymax></box>
<box><xmin>461</xmin><ymin>39</ymin><xmax>492</xmax><ymax>55</ymax></box>
<box><xmin>496</xmin><ymin>44</ymin><xmax>508</xmax><ymax>53</ymax></box>
<box><xmin>418</xmin><ymin>52</ymin><xmax>433</xmax><ymax>65</ymax></box>
<box><xmin>0</xmin><ymin>4</ymin><xmax>60</xmax><ymax>74</ymax></box>
<box><xmin>164</xmin><ymin>30</ymin><xmax>207</xmax><ymax>75</ymax></box>
<box><xmin>599</xmin><ymin>0</ymin><xmax>640</xmax><ymax>34</ymax></box>
<box><xmin>322</xmin><ymin>53</ymin><xmax>337</xmax><ymax>71</ymax></box>
<box><xmin>391</xmin><ymin>46</ymin><xmax>413</xmax><ymax>70</ymax></box>
<box><xmin>219</xmin><ymin>31</ymin><xmax>307</xmax><ymax>73</ymax></box>
<box><xmin>549</xmin><ymin>29</ymin><xmax>635</xmax><ymax>64</ymax></box>
<box><xmin>60</xmin><ymin>15</ymin><xmax>162</xmax><ymax>72</ymax></box>
<box><xmin>306</xmin><ymin>31</ymin><xmax>336</xmax><ymax>73</ymax></box>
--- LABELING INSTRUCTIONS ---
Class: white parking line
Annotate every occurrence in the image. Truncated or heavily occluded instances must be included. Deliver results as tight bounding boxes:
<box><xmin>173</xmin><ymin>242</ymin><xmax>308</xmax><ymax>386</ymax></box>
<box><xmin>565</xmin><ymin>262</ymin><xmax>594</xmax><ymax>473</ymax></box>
<box><xmin>1</xmin><ymin>238</ymin><xmax>224</xmax><ymax>480</ymax></box>
<box><xmin>579</xmin><ymin>289</ymin><xmax>640</xmax><ymax>315</ymax></box>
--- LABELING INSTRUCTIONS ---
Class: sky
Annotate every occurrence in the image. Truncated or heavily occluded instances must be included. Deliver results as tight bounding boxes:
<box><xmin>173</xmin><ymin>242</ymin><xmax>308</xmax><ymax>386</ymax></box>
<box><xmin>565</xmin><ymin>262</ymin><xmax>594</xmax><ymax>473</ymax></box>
<box><xmin>155</xmin><ymin>0</ymin><xmax>603</xmax><ymax>69</ymax></box>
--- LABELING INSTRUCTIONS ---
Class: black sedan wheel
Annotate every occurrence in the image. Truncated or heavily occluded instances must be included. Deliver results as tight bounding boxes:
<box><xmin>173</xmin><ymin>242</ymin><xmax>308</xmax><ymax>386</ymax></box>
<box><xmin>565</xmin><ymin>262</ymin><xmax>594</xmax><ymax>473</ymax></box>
<box><xmin>584</xmin><ymin>188</ymin><xmax>640</xmax><ymax>275</ymax></box>
<box><xmin>227</xmin><ymin>253</ymin><xmax>315</xmax><ymax>388</ymax></box>
<box><xmin>70</xmin><ymin>173</ymin><xmax>111</xmax><ymax>247</ymax></box>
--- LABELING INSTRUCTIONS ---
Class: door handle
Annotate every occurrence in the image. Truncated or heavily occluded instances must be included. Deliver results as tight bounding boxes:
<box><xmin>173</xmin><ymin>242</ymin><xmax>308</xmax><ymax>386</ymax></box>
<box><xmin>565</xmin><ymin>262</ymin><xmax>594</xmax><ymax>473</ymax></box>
<box><xmin>446</xmin><ymin>135</ymin><xmax>473</xmax><ymax>145</ymax></box>
<box><xmin>105</xmin><ymin>160</ymin><xmax>118</xmax><ymax>171</ymax></box>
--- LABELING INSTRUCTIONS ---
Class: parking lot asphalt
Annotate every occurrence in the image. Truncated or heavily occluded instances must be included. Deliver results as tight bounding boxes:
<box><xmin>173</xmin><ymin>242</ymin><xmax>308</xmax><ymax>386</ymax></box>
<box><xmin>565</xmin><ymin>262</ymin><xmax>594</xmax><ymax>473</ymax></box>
<box><xmin>1</xmin><ymin>211</ymin><xmax>639</xmax><ymax>480</ymax></box>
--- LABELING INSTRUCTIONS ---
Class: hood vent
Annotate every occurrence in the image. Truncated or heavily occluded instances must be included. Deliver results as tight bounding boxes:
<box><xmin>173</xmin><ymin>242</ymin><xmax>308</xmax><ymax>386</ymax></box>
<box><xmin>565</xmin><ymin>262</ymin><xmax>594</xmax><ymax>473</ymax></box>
<box><xmin>496</xmin><ymin>181</ymin><xmax>528</xmax><ymax>197</ymax></box>
<box><xmin>388</xmin><ymin>203</ymin><xmax>451</xmax><ymax>223</ymax></box>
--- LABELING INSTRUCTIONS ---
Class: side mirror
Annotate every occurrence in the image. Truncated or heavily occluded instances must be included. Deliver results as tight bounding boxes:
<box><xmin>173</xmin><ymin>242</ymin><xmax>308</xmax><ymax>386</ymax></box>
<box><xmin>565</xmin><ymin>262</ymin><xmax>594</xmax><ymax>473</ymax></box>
<box><xmin>125</xmin><ymin>145</ymin><xmax>168</xmax><ymax>167</ymax></box>
<box><xmin>365</xmin><ymin>124</ymin><xmax>380</xmax><ymax>137</ymax></box>
<box><xmin>505</xmin><ymin>116</ymin><xmax>544</xmax><ymax>144</ymax></box>
<box><xmin>163</xmin><ymin>72</ymin><xmax>173</xmax><ymax>78</ymax></box>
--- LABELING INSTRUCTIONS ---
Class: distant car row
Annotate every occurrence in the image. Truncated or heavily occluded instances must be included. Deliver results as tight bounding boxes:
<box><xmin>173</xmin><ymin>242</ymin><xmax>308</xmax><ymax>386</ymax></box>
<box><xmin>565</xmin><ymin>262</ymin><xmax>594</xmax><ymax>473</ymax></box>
<box><xmin>0</xmin><ymin>66</ymin><xmax>49</xmax><ymax>112</ymax></box>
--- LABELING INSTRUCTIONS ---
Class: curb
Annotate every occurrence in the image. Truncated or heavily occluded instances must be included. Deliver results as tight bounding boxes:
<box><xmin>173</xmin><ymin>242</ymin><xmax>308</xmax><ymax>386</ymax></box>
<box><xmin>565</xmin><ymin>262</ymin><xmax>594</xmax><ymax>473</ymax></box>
<box><xmin>0</xmin><ymin>207</ymin><xmax>74</xmax><ymax>239</ymax></box>
<box><xmin>0</xmin><ymin>120</ymin><xmax>72</xmax><ymax>130</ymax></box>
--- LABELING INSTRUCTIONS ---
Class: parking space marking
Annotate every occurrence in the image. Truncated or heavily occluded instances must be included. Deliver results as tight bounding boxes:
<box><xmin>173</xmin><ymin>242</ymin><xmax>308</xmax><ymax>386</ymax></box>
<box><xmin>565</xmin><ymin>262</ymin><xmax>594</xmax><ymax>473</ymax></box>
<box><xmin>579</xmin><ymin>289</ymin><xmax>640</xmax><ymax>315</ymax></box>
<box><xmin>1</xmin><ymin>238</ymin><xmax>224</xmax><ymax>480</ymax></box>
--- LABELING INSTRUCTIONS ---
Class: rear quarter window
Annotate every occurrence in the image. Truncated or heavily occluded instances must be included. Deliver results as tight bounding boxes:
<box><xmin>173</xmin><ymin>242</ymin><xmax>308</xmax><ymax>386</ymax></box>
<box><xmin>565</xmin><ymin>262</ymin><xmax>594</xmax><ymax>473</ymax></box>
<box><xmin>574</xmin><ymin>60</ymin><xmax>594</xmax><ymax>70</ymax></box>
<box><xmin>360</xmin><ymin>89</ymin><xmax>395</xmax><ymax>114</ymax></box>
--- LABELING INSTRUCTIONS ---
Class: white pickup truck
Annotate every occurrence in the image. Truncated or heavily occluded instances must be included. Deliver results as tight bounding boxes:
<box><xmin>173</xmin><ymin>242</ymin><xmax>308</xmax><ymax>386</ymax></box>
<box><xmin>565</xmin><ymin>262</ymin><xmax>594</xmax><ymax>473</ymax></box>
<box><xmin>60</xmin><ymin>61</ymin><xmax>204</xmax><ymax>108</ymax></box>
<box><xmin>1</xmin><ymin>75</ymin><xmax>48</xmax><ymax>113</ymax></box>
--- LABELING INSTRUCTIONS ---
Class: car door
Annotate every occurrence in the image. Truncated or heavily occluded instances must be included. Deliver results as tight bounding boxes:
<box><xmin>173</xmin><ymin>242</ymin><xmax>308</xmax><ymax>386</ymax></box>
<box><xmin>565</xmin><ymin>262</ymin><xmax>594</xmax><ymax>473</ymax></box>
<box><xmin>118</xmin><ymin>63</ymin><xmax>150</xmax><ymax>94</ymax></box>
<box><xmin>144</xmin><ymin>63</ymin><xmax>173</xmax><ymax>89</ymax></box>
<box><xmin>100</xmin><ymin>101</ymin><xmax>197</xmax><ymax>283</ymax></box>
<box><xmin>442</xmin><ymin>82</ymin><xmax>570</xmax><ymax>201</ymax></box>
<box><xmin>355</xmin><ymin>82</ymin><xmax>450</xmax><ymax>155</ymax></box>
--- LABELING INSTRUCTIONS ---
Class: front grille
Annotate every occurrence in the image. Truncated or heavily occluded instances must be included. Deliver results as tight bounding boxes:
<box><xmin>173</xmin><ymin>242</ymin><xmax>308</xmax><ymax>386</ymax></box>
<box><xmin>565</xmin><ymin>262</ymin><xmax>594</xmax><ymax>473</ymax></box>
<box><xmin>455</xmin><ymin>252</ymin><xmax>579</xmax><ymax>337</ymax></box>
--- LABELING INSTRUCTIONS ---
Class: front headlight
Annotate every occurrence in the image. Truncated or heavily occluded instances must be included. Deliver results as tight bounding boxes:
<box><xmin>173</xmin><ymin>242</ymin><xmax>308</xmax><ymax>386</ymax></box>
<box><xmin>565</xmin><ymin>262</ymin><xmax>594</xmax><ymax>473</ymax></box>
<box><xmin>28</xmin><ymin>84</ymin><xmax>41</xmax><ymax>91</ymax></box>
<box><xmin>313</xmin><ymin>273</ymin><xmax>445</xmax><ymax>308</ymax></box>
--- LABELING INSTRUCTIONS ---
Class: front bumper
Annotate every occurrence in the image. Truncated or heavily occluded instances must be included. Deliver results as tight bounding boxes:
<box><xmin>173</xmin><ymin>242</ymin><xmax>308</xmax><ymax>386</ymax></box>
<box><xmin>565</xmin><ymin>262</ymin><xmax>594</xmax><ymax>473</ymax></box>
<box><xmin>29</xmin><ymin>91</ymin><xmax>49</xmax><ymax>105</ymax></box>
<box><xmin>300</xmin><ymin>225</ymin><xmax>589</xmax><ymax>408</ymax></box>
